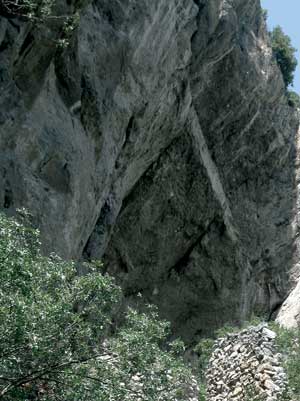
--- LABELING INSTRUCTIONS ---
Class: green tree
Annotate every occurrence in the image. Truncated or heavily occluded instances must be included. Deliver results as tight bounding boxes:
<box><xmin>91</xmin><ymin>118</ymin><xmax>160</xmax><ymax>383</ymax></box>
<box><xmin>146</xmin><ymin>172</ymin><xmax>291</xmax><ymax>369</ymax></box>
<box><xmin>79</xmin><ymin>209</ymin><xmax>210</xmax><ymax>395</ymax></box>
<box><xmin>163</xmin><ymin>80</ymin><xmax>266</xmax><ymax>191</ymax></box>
<box><xmin>270</xmin><ymin>25</ymin><xmax>298</xmax><ymax>88</ymax></box>
<box><xmin>0</xmin><ymin>211</ymin><xmax>193</xmax><ymax>400</ymax></box>
<box><xmin>287</xmin><ymin>90</ymin><xmax>300</xmax><ymax>109</ymax></box>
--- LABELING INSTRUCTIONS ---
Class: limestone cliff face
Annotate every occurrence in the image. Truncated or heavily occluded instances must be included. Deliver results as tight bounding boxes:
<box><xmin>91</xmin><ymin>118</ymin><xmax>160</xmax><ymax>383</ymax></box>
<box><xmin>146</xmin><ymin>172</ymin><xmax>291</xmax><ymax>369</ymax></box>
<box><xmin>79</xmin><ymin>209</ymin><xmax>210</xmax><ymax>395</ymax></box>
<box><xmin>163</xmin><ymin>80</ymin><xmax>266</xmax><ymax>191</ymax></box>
<box><xmin>0</xmin><ymin>0</ymin><xmax>299</xmax><ymax>342</ymax></box>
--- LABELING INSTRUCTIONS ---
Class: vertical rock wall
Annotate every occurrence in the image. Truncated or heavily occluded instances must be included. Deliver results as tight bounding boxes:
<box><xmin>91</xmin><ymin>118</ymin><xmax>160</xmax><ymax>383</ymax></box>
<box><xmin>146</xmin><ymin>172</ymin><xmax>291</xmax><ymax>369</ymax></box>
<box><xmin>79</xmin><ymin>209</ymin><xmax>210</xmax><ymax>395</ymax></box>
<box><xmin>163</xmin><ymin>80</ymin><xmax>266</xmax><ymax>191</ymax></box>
<box><xmin>0</xmin><ymin>0</ymin><xmax>299</xmax><ymax>341</ymax></box>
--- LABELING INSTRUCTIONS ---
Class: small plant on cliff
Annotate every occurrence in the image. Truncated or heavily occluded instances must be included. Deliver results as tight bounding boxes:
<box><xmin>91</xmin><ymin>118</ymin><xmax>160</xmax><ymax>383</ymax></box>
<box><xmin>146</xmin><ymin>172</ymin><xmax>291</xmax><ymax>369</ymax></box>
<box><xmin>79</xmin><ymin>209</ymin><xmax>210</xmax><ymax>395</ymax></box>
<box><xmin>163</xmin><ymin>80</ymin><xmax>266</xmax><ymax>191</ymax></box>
<box><xmin>287</xmin><ymin>90</ymin><xmax>300</xmax><ymax>109</ymax></box>
<box><xmin>0</xmin><ymin>211</ymin><xmax>193</xmax><ymax>400</ymax></box>
<box><xmin>1</xmin><ymin>0</ymin><xmax>54</xmax><ymax>20</ymax></box>
<box><xmin>270</xmin><ymin>25</ymin><xmax>298</xmax><ymax>88</ymax></box>
<box><xmin>194</xmin><ymin>338</ymin><xmax>215</xmax><ymax>380</ymax></box>
<box><xmin>0</xmin><ymin>0</ymin><xmax>80</xmax><ymax>48</ymax></box>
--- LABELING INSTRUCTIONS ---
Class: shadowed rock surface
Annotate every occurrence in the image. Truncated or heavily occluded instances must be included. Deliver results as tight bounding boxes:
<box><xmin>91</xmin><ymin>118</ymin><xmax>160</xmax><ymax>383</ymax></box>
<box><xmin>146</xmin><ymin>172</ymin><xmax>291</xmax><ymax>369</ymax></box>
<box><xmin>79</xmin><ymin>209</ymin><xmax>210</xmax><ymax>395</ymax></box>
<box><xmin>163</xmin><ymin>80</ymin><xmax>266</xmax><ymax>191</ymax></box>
<box><xmin>0</xmin><ymin>0</ymin><xmax>299</xmax><ymax>342</ymax></box>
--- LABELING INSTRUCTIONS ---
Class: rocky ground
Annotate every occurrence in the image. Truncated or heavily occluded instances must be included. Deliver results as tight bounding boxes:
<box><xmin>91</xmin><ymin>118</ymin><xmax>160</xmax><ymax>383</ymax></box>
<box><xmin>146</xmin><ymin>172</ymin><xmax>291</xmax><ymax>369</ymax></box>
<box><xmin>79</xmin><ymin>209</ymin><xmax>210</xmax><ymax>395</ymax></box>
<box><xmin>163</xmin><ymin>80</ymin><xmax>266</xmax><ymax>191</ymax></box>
<box><xmin>206</xmin><ymin>325</ymin><xmax>287</xmax><ymax>401</ymax></box>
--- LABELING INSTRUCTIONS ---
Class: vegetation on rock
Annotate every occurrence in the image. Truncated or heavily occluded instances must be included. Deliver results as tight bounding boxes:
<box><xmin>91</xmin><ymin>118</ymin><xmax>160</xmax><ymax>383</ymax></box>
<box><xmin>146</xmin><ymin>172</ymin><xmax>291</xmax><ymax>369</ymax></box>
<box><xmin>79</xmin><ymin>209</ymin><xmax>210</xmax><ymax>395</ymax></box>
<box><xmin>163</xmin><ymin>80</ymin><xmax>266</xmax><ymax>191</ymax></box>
<box><xmin>287</xmin><ymin>91</ymin><xmax>300</xmax><ymax>109</ymax></box>
<box><xmin>269</xmin><ymin>323</ymin><xmax>300</xmax><ymax>400</ymax></box>
<box><xmin>266</xmin><ymin>22</ymin><xmax>300</xmax><ymax>109</ymax></box>
<box><xmin>0</xmin><ymin>0</ymin><xmax>80</xmax><ymax>47</ymax></box>
<box><xmin>0</xmin><ymin>211</ymin><xmax>193</xmax><ymax>401</ymax></box>
<box><xmin>1</xmin><ymin>0</ymin><xmax>55</xmax><ymax>19</ymax></box>
<box><xmin>270</xmin><ymin>25</ymin><xmax>298</xmax><ymax>89</ymax></box>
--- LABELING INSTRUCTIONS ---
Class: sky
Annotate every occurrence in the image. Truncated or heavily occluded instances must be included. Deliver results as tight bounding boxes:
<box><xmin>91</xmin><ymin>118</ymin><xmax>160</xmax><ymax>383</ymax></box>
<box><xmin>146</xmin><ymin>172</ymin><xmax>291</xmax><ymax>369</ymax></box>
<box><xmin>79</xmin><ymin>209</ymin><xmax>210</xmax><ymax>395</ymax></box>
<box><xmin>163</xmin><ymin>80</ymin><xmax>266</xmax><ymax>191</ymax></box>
<box><xmin>261</xmin><ymin>0</ymin><xmax>300</xmax><ymax>93</ymax></box>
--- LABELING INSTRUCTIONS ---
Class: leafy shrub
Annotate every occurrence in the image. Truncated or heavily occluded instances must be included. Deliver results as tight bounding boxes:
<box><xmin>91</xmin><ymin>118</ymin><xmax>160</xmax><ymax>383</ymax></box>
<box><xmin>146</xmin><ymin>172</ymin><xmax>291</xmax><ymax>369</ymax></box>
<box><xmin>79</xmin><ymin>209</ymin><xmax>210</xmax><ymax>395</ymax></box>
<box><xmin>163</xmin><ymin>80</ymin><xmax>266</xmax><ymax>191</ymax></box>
<box><xmin>0</xmin><ymin>0</ymin><xmax>54</xmax><ymax>19</ymax></box>
<box><xmin>287</xmin><ymin>90</ymin><xmax>300</xmax><ymax>109</ymax></box>
<box><xmin>198</xmin><ymin>383</ymin><xmax>207</xmax><ymax>401</ymax></box>
<box><xmin>269</xmin><ymin>322</ymin><xmax>300</xmax><ymax>400</ymax></box>
<box><xmin>194</xmin><ymin>338</ymin><xmax>215</xmax><ymax>381</ymax></box>
<box><xmin>214</xmin><ymin>316</ymin><xmax>262</xmax><ymax>338</ymax></box>
<box><xmin>0</xmin><ymin>211</ymin><xmax>193</xmax><ymax>400</ymax></box>
<box><xmin>270</xmin><ymin>26</ymin><xmax>298</xmax><ymax>88</ymax></box>
<box><xmin>0</xmin><ymin>0</ymin><xmax>79</xmax><ymax>48</ymax></box>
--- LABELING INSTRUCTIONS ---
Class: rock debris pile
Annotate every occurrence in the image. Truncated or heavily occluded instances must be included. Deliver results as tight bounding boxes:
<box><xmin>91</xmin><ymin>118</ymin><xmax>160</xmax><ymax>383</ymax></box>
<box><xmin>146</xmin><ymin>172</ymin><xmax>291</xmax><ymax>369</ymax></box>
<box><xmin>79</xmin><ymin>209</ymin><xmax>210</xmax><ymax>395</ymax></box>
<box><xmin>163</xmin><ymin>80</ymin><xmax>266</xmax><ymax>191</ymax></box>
<box><xmin>206</xmin><ymin>325</ymin><xmax>287</xmax><ymax>401</ymax></box>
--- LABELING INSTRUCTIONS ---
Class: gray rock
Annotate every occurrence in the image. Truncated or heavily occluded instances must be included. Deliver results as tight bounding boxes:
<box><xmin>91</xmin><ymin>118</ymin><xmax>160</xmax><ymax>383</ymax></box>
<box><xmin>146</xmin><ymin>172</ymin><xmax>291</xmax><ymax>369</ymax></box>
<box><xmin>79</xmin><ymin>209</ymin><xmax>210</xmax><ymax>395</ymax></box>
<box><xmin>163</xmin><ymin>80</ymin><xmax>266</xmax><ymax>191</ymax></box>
<box><xmin>0</xmin><ymin>0</ymin><xmax>299</xmax><ymax>342</ymax></box>
<box><xmin>262</xmin><ymin>328</ymin><xmax>277</xmax><ymax>340</ymax></box>
<box><xmin>206</xmin><ymin>325</ymin><xmax>287</xmax><ymax>401</ymax></box>
<box><xmin>276</xmin><ymin>278</ymin><xmax>300</xmax><ymax>329</ymax></box>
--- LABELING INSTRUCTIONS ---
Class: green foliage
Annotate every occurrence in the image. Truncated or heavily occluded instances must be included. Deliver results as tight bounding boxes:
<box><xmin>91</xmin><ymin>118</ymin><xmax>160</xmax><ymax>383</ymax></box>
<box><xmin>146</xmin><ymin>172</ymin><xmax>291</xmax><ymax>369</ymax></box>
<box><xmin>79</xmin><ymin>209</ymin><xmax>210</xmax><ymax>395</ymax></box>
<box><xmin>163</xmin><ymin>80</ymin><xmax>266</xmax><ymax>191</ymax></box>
<box><xmin>269</xmin><ymin>322</ymin><xmax>300</xmax><ymax>400</ymax></box>
<box><xmin>194</xmin><ymin>338</ymin><xmax>214</xmax><ymax>381</ymax></box>
<box><xmin>214</xmin><ymin>316</ymin><xmax>262</xmax><ymax>338</ymax></box>
<box><xmin>287</xmin><ymin>90</ymin><xmax>300</xmax><ymax>109</ymax></box>
<box><xmin>194</xmin><ymin>337</ymin><xmax>216</xmax><ymax>400</ymax></box>
<box><xmin>1</xmin><ymin>0</ymin><xmax>54</xmax><ymax>20</ymax></box>
<box><xmin>1</xmin><ymin>0</ymin><xmax>80</xmax><ymax>47</ymax></box>
<box><xmin>270</xmin><ymin>26</ymin><xmax>298</xmax><ymax>88</ymax></box>
<box><xmin>0</xmin><ymin>211</ymin><xmax>193</xmax><ymax>400</ymax></box>
<box><xmin>198</xmin><ymin>383</ymin><xmax>207</xmax><ymax>401</ymax></box>
<box><xmin>214</xmin><ymin>323</ymin><xmax>239</xmax><ymax>338</ymax></box>
<box><xmin>57</xmin><ymin>11</ymin><xmax>80</xmax><ymax>48</ymax></box>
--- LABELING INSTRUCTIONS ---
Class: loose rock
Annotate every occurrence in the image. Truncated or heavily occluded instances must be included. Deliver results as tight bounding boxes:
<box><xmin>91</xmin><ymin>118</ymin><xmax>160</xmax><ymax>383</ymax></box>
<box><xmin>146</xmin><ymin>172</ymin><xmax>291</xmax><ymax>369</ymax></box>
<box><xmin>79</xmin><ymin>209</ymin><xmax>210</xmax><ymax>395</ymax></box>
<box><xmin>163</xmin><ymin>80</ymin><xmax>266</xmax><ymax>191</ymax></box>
<box><xmin>205</xmin><ymin>325</ymin><xmax>287</xmax><ymax>401</ymax></box>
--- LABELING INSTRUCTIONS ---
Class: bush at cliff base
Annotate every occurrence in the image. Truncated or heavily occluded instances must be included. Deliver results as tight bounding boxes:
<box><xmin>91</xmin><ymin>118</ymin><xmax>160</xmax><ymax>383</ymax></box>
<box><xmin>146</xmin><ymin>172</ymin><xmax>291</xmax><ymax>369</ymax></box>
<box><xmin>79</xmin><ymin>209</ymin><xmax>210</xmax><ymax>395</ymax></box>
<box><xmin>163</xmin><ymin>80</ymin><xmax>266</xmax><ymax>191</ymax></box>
<box><xmin>270</xmin><ymin>322</ymin><xmax>300</xmax><ymax>400</ymax></box>
<box><xmin>0</xmin><ymin>211</ymin><xmax>192</xmax><ymax>401</ymax></box>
